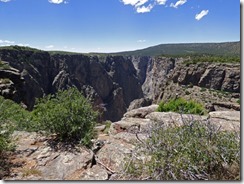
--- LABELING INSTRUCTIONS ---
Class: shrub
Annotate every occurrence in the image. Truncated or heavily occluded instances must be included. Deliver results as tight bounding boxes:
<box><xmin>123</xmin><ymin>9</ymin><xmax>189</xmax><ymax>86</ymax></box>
<box><xmin>124</xmin><ymin>119</ymin><xmax>240</xmax><ymax>180</ymax></box>
<box><xmin>157</xmin><ymin>97</ymin><xmax>206</xmax><ymax>115</ymax></box>
<box><xmin>0</xmin><ymin>96</ymin><xmax>29</xmax><ymax>179</ymax></box>
<box><xmin>0</xmin><ymin>96</ymin><xmax>29</xmax><ymax>152</ymax></box>
<box><xmin>31</xmin><ymin>88</ymin><xmax>98</xmax><ymax>146</ymax></box>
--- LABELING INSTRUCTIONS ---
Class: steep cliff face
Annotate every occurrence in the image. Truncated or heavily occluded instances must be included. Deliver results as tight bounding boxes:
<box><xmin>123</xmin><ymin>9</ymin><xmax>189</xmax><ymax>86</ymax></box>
<box><xmin>0</xmin><ymin>49</ymin><xmax>143</xmax><ymax>121</ymax></box>
<box><xmin>0</xmin><ymin>48</ymin><xmax>240</xmax><ymax>121</ymax></box>
<box><xmin>140</xmin><ymin>58</ymin><xmax>240</xmax><ymax>111</ymax></box>
<box><xmin>170</xmin><ymin>62</ymin><xmax>240</xmax><ymax>93</ymax></box>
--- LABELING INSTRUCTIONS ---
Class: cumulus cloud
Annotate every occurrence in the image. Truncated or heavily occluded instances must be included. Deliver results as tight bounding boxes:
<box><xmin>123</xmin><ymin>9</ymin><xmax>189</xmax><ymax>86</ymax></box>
<box><xmin>170</xmin><ymin>0</ymin><xmax>187</xmax><ymax>8</ymax></box>
<box><xmin>0</xmin><ymin>40</ymin><xmax>15</xmax><ymax>47</ymax></box>
<box><xmin>121</xmin><ymin>0</ymin><xmax>149</xmax><ymax>7</ymax></box>
<box><xmin>0</xmin><ymin>0</ymin><xmax>11</xmax><ymax>2</ymax></box>
<box><xmin>48</xmin><ymin>0</ymin><xmax>67</xmax><ymax>4</ymax></box>
<box><xmin>195</xmin><ymin>10</ymin><xmax>209</xmax><ymax>20</ymax></box>
<box><xmin>156</xmin><ymin>0</ymin><xmax>167</xmax><ymax>5</ymax></box>
<box><xmin>0</xmin><ymin>40</ymin><xmax>14</xmax><ymax>44</ymax></box>
<box><xmin>120</xmin><ymin>0</ymin><xmax>171</xmax><ymax>13</ymax></box>
<box><xmin>121</xmin><ymin>0</ymin><xmax>143</xmax><ymax>6</ymax></box>
<box><xmin>45</xmin><ymin>45</ymin><xmax>54</xmax><ymax>49</ymax></box>
<box><xmin>136</xmin><ymin>4</ymin><xmax>154</xmax><ymax>13</ymax></box>
<box><xmin>121</xmin><ymin>0</ymin><xmax>155</xmax><ymax>13</ymax></box>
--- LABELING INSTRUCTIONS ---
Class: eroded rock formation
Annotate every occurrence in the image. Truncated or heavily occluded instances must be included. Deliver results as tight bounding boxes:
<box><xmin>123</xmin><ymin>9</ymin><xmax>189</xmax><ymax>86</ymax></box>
<box><xmin>0</xmin><ymin>48</ymin><xmax>240</xmax><ymax>121</ymax></box>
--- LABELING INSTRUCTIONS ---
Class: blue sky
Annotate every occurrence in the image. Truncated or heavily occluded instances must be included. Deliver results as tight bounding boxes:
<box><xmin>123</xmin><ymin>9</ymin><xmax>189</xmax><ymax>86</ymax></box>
<box><xmin>0</xmin><ymin>0</ymin><xmax>240</xmax><ymax>53</ymax></box>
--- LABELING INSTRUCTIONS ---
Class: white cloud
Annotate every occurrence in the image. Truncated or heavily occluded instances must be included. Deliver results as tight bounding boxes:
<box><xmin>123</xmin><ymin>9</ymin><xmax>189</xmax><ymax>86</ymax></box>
<box><xmin>0</xmin><ymin>0</ymin><xmax>11</xmax><ymax>2</ymax></box>
<box><xmin>136</xmin><ymin>4</ymin><xmax>154</xmax><ymax>13</ymax></box>
<box><xmin>121</xmin><ymin>0</ymin><xmax>148</xmax><ymax>7</ymax></box>
<box><xmin>17</xmin><ymin>43</ymin><xmax>30</xmax><ymax>47</ymax></box>
<box><xmin>0</xmin><ymin>40</ymin><xmax>15</xmax><ymax>44</ymax></box>
<box><xmin>45</xmin><ymin>45</ymin><xmax>54</xmax><ymax>49</ymax></box>
<box><xmin>0</xmin><ymin>40</ymin><xmax>31</xmax><ymax>47</ymax></box>
<box><xmin>48</xmin><ymin>0</ymin><xmax>67</xmax><ymax>4</ymax></box>
<box><xmin>137</xmin><ymin>39</ymin><xmax>146</xmax><ymax>43</ymax></box>
<box><xmin>195</xmin><ymin>10</ymin><xmax>209</xmax><ymax>21</ymax></box>
<box><xmin>156</xmin><ymin>0</ymin><xmax>167</xmax><ymax>5</ymax></box>
<box><xmin>120</xmin><ymin>0</ymin><xmax>141</xmax><ymax>6</ymax></box>
<box><xmin>121</xmin><ymin>0</ymin><xmax>154</xmax><ymax>13</ymax></box>
<box><xmin>135</xmin><ymin>0</ymin><xmax>148</xmax><ymax>7</ymax></box>
<box><xmin>170</xmin><ymin>0</ymin><xmax>187</xmax><ymax>8</ymax></box>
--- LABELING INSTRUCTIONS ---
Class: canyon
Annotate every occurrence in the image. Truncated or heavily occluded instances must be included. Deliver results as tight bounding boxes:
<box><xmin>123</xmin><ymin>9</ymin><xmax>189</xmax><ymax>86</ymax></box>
<box><xmin>0</xmin><ymin>46</ymin><xmax>240</xmax><ymax>121</ymax></box>
<box><xmin>0</xmin><ymin>45</ymin><xmax>240</xmax><ymax>180</ymax></box>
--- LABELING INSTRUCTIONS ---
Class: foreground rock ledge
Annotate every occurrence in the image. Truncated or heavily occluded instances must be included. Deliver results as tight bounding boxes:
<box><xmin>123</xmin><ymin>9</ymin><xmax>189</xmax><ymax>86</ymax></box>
<box><xmin>4</xmin><ymin>107</ymin><xmax>240</xmax><ymax>180</ymax></box>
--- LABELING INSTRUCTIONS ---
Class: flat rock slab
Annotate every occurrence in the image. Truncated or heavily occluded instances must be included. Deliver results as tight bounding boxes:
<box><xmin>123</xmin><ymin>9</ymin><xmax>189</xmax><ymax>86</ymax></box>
<box><xmin>209</xmin><ymin>111</ymin><xmax>240</xmax><ymax>132</ymax></box>
<box><xmin>6</xmin><ymin>131</ymin><xmax>94</xmax><ymax>180</ymax></box>
<box><xmin>209</xmin><ymin>111</ymin><xmax>240</xmax><ymax>121</ymax></box>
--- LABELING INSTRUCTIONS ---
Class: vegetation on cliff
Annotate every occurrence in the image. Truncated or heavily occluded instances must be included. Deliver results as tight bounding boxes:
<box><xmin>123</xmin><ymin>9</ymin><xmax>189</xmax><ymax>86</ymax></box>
<box><xmin>0</xmin><ymin>88</ymin><xmax>98</xmax><ymax>149</ymax></box>
<box><xmin>31</xmin><ymin>88</ymin><xmax>98</xmax><ymax>145</ymax></box>
<box><xmin>157</xmin><ymin>97</ymin><xmax>207</xmax><ymax>115</ymax></box>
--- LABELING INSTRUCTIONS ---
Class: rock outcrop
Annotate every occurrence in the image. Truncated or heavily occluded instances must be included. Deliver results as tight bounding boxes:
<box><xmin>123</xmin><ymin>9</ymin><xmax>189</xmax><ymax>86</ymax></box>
<box><xmin>0</xmin><ymin>47</ymin><xmax>240</xmax><ymax>121</ymax></box>
<box><xmin>4</xmin><ymin>105</ymin><xmax>240</xmax><ymax>180</ymax></box>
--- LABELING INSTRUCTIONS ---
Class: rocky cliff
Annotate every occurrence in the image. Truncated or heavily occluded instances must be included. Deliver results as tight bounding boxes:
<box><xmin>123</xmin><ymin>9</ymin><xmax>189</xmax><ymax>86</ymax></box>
<box><xmin>0</xmin><ymin>47</ymin><xmax>240</xmax><ymax>121</ymax></box>
<box><xmin>138</xmin><ymin>57</ymin><xmax>240</xmax><ymax>111</ymax></box>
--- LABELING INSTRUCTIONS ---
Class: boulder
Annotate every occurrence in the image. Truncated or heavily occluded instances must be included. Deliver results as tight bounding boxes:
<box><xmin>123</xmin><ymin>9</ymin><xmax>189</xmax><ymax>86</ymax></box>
<box><xmin>124</xmin><ymin>104</ymin><xmax>158</xmax><ymax>118</ymax></box>
<box><xmin>96</xmin><ymin>137</ymin><xmax>135</xmax><ymax>173</ymax></box>
<box><xmin>127</xmin><ymin>98</ymin><xmax>152</xmax><ymax>111</ymax></box>
<box><xmin>109</xmin><ymin>118</ymin><xmax>152</xmax><ymax>135</ymax></box>
<box><xmin>209</xmin><ymin>111</ymin><xmax>240</xmax><ymax>132</ymax></box>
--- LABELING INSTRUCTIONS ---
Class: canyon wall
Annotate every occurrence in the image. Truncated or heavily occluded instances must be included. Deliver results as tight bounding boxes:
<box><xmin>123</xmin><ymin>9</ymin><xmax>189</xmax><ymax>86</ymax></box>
<box><xmin>0</xmin><ymin>48</ymin><xmax>240</xmax><ymax>121</ymax></box>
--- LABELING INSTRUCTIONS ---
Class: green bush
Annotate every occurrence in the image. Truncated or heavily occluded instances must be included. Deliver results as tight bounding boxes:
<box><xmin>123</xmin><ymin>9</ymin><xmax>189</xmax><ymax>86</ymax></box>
<box><xmin>236</xmin><ymin>99</ymin><xmax>240</xmax><ymax>105</ymax></box>
<box><xmin>0</xmin><ymin>96</ymin><xmax>29</xmax><ymax>179</ymax></box>
<box><xmin>31</xmin><ymin>88</ymin><xmax>98</xmax><ymax>146</ymax></box>
<box><xmin>124</xmin><ymin>120</ymin><xmax>240</xmax><ymax>180</ymax></box>
<box><xmin>0</xmin><ymin>96</ymin><xmax>29</xmax><ymax>153</ymax></box>
<box><xmin>157</xmin><ymin>97</ymin><xmax>206</xmax><ymax>115</ymax></box>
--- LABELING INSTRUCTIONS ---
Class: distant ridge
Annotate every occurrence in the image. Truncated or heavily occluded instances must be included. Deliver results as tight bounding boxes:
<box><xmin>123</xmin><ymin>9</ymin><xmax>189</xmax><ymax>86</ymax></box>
<box><xmin>0</xmin><ymin>41</ymin><xmax>240</xmax><ymax>57</ymax></box>
<box><xmin>109</xmin><ymin>41</ymin><xmax>240</xmax><ymax>57</ymax></box>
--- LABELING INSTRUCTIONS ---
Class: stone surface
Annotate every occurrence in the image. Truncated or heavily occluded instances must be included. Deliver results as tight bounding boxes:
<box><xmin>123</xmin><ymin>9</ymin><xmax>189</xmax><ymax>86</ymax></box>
<box><xmin>209</xmin><ymin>111</ymin><xmax>240</xmax><ymax>121</ymax></box>
<box><xmin>6</xmin><ymin>131</ymin><xmax>94</xmax><ymax>180</ymax></box>
<box><xmin>127</xmin><ymin>97</ymin><xmax>152</xmax><ymax>111</ymax></box>
<box><xmin>209</xmin><ymin>111</ymin><xmax>240</xmax><ymax>132</ymax></box>
<box><xmin>145</xmin><ymin>112</ymin><xmax>208</xmax><ymax>126</ymax></box>
<box><xmin>96</xmin><ymin>137</ymin><xmax>135</xmax><ymax>173</ymax></box>
<box><xmin>79</xmin><ymin>165</ymin><xmax>108</xmax><ymax>180</ymax></box>
<box><xmin>94</xmin><ymin>125</ymin><xmax>106</xmax><ymax>132</ymax></box>
<box><xmin>124</xmin><ymin>104</ymin><xmax>158</xmax><ymax>118</ymax></box>
<box><xmin>109</xmin><ymin>118</ymin><xmax>152</xmax><ymax>135</ymax></box>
